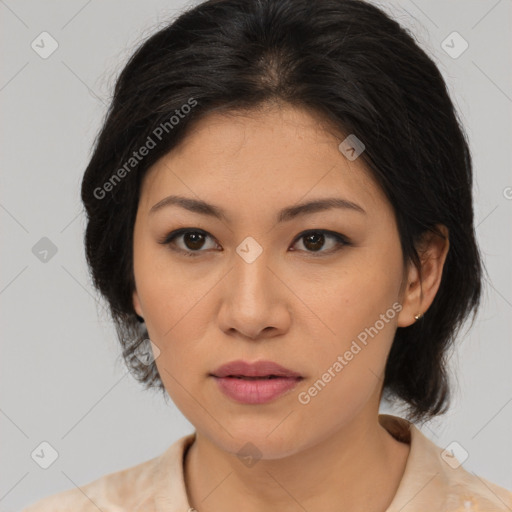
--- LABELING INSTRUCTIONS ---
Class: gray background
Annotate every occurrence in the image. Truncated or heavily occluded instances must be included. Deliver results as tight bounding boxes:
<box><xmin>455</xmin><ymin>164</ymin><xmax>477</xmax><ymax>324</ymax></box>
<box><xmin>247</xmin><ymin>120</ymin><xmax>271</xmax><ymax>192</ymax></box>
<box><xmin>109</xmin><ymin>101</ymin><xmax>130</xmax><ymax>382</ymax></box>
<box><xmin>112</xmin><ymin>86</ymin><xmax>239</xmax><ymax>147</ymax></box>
<box><xmin>1</xmin><ymin>0</ymin><xmax>511</xmax><ymax>510</ymax></box>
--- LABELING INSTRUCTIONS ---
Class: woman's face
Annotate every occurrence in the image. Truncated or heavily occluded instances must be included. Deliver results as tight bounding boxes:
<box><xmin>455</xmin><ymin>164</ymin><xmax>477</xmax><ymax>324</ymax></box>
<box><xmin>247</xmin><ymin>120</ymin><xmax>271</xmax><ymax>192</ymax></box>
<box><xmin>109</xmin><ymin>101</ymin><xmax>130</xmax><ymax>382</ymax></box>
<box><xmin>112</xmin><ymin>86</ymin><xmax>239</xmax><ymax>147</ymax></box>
<box><xmin>132</xmin><ymin>104</ymin><xmax>418</xmax><ymax>458</ymax></box>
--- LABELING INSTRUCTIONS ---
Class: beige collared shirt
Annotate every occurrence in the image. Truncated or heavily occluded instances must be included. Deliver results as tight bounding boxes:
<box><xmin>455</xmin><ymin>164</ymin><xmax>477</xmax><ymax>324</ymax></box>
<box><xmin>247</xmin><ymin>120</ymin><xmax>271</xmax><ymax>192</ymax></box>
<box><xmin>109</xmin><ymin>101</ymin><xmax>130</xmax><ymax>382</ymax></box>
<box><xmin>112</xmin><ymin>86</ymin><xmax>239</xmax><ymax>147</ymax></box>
<box><xmin>22</xmin><ymin>414</ymin><xmax>512</xmax><ymax>511</ymax></box>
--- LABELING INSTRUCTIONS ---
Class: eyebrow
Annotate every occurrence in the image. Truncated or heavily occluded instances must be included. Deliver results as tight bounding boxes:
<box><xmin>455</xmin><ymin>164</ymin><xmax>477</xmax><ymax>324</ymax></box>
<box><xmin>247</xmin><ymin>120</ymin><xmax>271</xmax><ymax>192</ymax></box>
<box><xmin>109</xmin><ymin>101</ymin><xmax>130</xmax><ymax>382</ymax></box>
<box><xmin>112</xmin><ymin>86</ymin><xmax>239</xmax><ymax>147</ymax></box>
<box><xmin>149</xmin><ymin>194</ymin><xmax>366</xmax><ymax>222</ymax></box>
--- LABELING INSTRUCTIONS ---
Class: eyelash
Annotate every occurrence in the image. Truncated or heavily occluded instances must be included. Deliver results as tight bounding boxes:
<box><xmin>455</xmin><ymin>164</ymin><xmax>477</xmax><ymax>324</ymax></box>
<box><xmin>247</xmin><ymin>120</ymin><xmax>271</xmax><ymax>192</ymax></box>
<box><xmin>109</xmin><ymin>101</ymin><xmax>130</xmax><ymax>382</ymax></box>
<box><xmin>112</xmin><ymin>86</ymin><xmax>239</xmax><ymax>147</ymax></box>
<box><xmin>158</xmin><ymin>228</ymin><xmax>351</xmax><ymax>258</ymax></box>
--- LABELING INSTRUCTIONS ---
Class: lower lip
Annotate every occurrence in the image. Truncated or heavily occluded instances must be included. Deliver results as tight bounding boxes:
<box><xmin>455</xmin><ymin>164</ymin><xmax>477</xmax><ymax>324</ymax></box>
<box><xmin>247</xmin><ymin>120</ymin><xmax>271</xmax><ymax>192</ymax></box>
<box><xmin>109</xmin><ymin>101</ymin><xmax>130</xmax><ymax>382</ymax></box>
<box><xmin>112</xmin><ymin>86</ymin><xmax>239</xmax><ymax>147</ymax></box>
<box><xmin>212</xmin><ymin>376</ymin><xmax>302</xmax><ymax>404</ymax></box>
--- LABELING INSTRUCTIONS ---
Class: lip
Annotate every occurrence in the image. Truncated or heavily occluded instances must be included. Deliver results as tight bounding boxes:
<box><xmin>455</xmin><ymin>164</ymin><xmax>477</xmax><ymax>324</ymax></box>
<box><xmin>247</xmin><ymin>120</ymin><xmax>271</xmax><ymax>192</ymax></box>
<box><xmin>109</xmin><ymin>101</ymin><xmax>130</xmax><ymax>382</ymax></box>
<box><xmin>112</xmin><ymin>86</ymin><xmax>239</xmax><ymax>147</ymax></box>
<box><xmin>211</xmin><ymin>360</ymin><xmax>303</xmax><ymax>379</ymax></box>
<box><xmin>210</xmin><ymin>360</ymin><xmax>303</xmax><ymax>405</ymax></box>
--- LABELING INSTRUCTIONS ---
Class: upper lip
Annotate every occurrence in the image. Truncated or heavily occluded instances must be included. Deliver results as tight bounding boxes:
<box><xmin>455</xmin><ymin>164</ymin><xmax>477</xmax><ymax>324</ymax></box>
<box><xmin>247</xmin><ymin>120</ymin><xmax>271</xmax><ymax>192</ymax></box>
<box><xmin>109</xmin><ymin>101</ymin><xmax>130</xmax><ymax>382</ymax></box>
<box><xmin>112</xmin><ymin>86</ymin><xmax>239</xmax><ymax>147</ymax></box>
<box><xmin>211</xmin><ymin>360</ymin><xmax>303</xmax><ymax>378</ymax></box>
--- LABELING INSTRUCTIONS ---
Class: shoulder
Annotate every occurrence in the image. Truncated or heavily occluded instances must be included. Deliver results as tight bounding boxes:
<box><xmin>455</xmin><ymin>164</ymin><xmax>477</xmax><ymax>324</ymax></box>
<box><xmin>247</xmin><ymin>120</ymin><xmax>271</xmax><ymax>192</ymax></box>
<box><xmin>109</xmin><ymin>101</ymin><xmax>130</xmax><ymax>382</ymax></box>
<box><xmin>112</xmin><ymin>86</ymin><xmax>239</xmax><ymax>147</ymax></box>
<box><xmin>20</xmin><ymin>433</ymin><xmax>196</xmax><ymax>512</ymax></box>
<box><xmin>411</xmin><ymin>424</ymin><xmax>512</xmax><ymax>510</ymax></box>
<box><xmin>20</xmin><ymin>453</ymin><xmax>161</xmax><ymax>511</ymax></box>
<box><xmin>380</xmin><ymin>415</ymin><xmax>512</xmax><ymax>511</ymax></box>
<box><xmin>442</xmin><ymin>464</ymin><xmax>512</xmax><ymax>511</ymax></box>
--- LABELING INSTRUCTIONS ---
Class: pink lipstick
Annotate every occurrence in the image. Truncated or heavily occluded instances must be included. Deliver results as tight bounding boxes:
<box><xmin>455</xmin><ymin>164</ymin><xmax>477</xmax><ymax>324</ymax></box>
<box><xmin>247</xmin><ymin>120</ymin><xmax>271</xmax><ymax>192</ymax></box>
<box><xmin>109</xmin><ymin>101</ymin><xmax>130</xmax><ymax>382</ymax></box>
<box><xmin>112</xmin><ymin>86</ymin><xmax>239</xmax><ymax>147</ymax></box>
<box><xmin>210</xmin><ymin>360</ymin><xmax>303</xmax><ymax>404</ymax></box>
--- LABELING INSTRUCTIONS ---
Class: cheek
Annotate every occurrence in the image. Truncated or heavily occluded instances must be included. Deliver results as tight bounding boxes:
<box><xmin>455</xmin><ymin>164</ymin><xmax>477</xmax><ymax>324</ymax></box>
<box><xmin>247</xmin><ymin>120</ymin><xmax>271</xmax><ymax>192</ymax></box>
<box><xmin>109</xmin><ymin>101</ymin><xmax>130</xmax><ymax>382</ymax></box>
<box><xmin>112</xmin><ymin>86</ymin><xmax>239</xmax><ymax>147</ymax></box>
<box><xmin>290</xmin><ymin>249</ymin><xmax>402</xmax><ymax>392</ymax></box>
<box><xmin>133</xmin><ymin>257</ymin><xmax>215</xmax><ymax>401</ymax></box>
<box><xmin>292</xmin><ymin>253</ymin><xmax>402</xmax><ymax>346</ymax></box>
<box><xmin>294</xmin><ymin>313</ymin><xmax>397</xmax><ymax>434</ymax></box>
<box><xmin>133</xmin><ymin>242</ymin><xmax>212</xmax><ymax>335</ymax></box>
<box><xmin>149</xmin><ymin>318</ymin><xmax>209</xmax><ymax>423</ymax></box>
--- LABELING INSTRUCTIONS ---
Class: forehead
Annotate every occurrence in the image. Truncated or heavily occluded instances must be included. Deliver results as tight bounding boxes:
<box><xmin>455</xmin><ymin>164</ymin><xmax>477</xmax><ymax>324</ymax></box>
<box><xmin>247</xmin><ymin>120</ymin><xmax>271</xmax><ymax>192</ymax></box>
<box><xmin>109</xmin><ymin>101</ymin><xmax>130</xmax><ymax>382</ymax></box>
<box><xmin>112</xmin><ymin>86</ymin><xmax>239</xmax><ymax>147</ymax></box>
<box><xmin>139</xmin><ymin>104</ymin><xmax>386</xmax><ymax>217</ymax></box>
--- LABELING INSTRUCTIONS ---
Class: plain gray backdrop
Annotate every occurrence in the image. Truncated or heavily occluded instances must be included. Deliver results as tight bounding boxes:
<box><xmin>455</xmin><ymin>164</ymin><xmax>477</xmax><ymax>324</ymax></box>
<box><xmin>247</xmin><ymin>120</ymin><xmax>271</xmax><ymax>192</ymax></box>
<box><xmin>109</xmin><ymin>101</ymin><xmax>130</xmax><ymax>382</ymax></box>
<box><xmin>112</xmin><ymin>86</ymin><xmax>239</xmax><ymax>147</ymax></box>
<box><xmin>1</xmin><ymin>1</ymin><xmax>511</xmax><ymax>510</ymax></box>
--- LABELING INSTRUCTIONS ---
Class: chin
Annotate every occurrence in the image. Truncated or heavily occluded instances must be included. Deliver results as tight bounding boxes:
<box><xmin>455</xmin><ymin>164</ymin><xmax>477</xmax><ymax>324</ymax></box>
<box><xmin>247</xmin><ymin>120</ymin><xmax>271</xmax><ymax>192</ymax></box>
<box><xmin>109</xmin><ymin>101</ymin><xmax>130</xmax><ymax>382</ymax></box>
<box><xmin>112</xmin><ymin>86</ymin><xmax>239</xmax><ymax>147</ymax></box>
<box><xmin>202</xmin><ymin>422</ymin><xmax>308</xmax><ymax>462</ymax></box>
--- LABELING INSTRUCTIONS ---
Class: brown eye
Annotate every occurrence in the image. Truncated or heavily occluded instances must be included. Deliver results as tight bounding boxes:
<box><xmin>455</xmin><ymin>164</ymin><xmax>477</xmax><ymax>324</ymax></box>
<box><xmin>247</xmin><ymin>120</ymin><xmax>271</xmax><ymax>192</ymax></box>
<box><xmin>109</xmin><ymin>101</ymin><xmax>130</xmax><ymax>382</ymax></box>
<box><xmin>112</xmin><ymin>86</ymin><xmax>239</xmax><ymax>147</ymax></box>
<box><xmin>302</xmin><ymin>232</ymin><xmax>325</xmax><ymax>252</ymax></box>
<box><xmin>159</xmin><ymin>228</ymin><xmax>219</xmax><ymax>256</ymax></box>
<box><xmin>182</xmin><ymin>231</ymin><xmax>207</xmax><ymax>250</ymax></box>
<box><xmin>291</xmin><ymin>230</ymin><xmax>350</xmax><ymax>255</ymax></box>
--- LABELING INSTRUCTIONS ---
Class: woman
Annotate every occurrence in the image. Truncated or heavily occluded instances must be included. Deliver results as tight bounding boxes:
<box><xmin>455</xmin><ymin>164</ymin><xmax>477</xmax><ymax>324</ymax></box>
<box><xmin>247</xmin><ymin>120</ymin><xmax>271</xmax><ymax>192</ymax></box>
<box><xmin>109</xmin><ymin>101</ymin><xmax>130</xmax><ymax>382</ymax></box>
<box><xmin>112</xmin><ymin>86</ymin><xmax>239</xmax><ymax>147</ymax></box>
<box><xmin>23</xmin><ymin>0</ymin><xmax>512</xmax><ymax>510</ymax></box>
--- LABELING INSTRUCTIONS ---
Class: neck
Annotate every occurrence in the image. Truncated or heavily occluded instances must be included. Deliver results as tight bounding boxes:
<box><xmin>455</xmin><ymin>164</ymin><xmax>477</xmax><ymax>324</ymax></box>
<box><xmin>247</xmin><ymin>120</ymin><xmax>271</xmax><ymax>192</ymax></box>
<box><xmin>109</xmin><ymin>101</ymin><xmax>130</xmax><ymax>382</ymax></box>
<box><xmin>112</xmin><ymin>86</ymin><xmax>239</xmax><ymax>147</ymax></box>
<box><xmin>183</xmin><ymin>412</ymin><xmax>410</xmax><ymax>512</ymax></box>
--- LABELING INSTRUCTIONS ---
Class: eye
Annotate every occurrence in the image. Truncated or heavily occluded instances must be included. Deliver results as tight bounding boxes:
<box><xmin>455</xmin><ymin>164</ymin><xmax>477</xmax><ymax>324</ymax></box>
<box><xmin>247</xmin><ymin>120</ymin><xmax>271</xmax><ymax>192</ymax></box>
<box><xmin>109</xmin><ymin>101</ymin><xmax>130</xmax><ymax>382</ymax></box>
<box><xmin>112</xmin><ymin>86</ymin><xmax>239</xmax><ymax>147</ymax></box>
<box><xmin>290</xmin><ymin>229</ymin><xmax>350</xmax><ymax>255</ymax></box>
<box><xmin>158</xmin><ymin>228</ymin><xmax>219</xmax><ymax>257</ymax></box>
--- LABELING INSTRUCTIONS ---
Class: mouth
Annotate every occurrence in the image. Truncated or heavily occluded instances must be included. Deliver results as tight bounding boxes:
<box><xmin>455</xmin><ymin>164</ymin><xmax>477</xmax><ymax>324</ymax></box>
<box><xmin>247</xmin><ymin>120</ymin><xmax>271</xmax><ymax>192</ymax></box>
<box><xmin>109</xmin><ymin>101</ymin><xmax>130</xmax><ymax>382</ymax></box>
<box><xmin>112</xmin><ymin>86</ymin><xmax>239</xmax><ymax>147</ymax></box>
<box><xmin>211</xmin><ymin>375</ymin><xmax>303</xmax><ymax>404</ymax></box>
<box><xmin>210</xmin><ymin>360</ymin><xmax>304</xmax><ymax>404</ymax></box>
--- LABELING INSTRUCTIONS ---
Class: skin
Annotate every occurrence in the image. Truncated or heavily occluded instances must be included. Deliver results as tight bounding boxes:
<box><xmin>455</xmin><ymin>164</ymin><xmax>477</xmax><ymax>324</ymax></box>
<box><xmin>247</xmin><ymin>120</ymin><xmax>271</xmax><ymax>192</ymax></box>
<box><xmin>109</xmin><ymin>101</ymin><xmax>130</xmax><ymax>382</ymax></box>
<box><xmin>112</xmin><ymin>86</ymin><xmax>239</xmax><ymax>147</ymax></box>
<box><xmin>131</xmin><ymin>102</ymin><xmax>450</xmax><ymax>512</ymax></box>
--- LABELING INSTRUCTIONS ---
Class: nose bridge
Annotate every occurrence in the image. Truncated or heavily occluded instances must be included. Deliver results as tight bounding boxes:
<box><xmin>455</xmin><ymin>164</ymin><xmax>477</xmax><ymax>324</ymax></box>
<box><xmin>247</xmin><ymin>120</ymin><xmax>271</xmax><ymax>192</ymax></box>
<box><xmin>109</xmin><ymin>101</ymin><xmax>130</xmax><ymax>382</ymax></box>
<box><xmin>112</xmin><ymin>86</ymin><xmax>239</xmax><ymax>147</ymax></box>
<box><xmin>231</xmin><ymin>235</ymin><xmax>272</xmax><ymax>299</ymax></box>
<box><xmin>218</xmin><ymin>234</ymin><xmax>282</xmax><ymax>331</ymax></box>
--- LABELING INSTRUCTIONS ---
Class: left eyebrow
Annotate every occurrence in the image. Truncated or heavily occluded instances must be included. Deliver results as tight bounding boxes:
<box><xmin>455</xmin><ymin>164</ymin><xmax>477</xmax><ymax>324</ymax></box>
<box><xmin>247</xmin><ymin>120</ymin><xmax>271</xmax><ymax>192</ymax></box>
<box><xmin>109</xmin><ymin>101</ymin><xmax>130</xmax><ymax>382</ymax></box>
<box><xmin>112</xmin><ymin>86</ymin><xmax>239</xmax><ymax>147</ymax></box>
<box><xmin>148</xmin><ymin>194</ymin><xmax>366</xmax><ymax>222</ymax></box>
<box><xmin>277</xmin><ymin>197</ymin><xmax>366</xmax><ymax>222</ymax></box>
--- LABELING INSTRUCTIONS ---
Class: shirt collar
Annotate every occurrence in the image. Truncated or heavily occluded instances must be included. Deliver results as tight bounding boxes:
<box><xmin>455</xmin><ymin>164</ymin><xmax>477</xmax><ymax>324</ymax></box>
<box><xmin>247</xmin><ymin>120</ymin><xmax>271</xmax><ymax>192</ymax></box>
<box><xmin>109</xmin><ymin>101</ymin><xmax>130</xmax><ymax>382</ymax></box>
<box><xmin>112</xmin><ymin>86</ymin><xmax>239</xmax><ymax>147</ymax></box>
<box><xmin>378</xmin><ymin>413</ymin><xmax>448</xmax><ymax>511</ymax></box>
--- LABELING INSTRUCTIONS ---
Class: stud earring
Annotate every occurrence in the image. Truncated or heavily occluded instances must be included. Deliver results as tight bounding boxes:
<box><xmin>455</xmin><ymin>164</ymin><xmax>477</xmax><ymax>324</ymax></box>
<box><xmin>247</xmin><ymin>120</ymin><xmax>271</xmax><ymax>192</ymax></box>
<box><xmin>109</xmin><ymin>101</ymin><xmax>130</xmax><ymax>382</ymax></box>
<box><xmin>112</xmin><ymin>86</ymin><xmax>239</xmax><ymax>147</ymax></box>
<box><xmin>414</xmin><ymin>312</ymin><xmax>423</xmax><ymax>321</ymax></box>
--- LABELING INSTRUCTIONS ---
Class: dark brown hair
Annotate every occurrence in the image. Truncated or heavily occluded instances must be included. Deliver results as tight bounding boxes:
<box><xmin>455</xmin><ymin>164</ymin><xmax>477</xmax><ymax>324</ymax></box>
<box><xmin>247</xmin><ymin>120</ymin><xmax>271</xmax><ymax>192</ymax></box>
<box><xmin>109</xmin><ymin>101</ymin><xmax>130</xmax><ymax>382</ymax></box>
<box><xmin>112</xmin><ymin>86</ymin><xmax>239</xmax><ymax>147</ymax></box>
<box><xmin>81</xmin><ymin>0</ymin><xmax>483</xmax><ymax>424</ymax></box>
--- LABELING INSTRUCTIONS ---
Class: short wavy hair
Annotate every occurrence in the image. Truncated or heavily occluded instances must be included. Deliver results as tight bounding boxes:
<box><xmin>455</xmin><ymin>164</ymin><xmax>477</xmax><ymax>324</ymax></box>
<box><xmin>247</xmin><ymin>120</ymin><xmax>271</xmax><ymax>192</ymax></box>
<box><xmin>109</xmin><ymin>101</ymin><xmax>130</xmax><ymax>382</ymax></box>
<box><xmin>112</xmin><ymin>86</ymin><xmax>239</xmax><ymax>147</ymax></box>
<box><xmin>81</xmin><ymin>0</ymin><xmax>483</xmax><ymax>424</ymax></box>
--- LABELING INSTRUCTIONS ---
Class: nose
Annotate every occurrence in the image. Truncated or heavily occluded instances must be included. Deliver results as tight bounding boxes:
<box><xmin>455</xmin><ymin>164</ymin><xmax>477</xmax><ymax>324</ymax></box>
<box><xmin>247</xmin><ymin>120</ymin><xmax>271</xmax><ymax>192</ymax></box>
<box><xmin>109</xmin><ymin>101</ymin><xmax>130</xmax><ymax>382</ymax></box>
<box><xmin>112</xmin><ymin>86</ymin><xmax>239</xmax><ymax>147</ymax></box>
<box><xmin>217</xmin><ymin>244</ymin><xmax>291</xmax><ymax>341</ymax></box>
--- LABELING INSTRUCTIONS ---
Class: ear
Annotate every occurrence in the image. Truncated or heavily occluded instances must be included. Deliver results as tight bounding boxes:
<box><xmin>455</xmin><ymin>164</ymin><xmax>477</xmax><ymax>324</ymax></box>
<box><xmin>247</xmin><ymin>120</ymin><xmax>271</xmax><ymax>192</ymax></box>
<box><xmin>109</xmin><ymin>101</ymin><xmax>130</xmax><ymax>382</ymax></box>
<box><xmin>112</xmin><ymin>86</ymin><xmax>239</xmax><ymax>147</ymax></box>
<box><xmin>397</xmin><ymin>224</ymin><xmax>450</xmax><ymax>327</ymax></box>
<box><xmin>132</xmin><ymin>289</ymin><xmax>144</xmax><ymax>319</ymax></box>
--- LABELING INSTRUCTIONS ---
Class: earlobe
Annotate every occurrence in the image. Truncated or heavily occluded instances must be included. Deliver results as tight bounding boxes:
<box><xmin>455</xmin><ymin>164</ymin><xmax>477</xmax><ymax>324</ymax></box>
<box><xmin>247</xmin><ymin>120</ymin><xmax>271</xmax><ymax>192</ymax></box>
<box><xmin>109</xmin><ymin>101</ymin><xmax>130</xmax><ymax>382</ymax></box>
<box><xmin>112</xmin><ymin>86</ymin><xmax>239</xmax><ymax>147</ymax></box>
<box><xmin>397</xmin><ymin>224</ymin><xmax>450</xmax><ymax>328</ymax></box>
<box><xmin>397</xmin><ymin>261</ymin><xmax>423</xmax><ymax>328</ymax></box>
<box><xmin>132</xmin><ymin>290</ymin><xmax>144</xmax><ymax>319</ymax></box>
